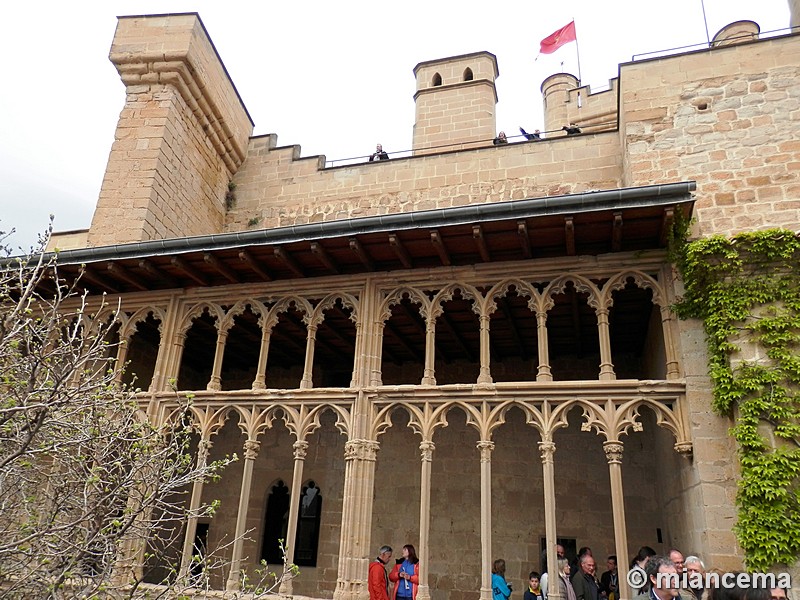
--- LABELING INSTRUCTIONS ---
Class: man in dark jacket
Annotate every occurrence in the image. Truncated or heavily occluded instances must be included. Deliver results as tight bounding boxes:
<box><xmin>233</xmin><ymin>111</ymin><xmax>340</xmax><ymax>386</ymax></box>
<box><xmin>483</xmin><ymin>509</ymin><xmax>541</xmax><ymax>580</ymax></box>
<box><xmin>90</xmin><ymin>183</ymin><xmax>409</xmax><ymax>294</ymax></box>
<box><xmin>571</xmin><ymin>555</ymin><xmax>599</xmax><ymax>600</ymax></box>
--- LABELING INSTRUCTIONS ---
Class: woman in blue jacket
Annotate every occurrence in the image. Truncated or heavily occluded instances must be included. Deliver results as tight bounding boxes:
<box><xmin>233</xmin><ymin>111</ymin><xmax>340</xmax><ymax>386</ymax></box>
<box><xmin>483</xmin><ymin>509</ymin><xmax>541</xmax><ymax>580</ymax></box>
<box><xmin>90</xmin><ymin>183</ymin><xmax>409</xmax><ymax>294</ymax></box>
<box><xmin>492</xmin><ymin>559</ymin><xmax>512</xmax><ymax>600</ymax></box>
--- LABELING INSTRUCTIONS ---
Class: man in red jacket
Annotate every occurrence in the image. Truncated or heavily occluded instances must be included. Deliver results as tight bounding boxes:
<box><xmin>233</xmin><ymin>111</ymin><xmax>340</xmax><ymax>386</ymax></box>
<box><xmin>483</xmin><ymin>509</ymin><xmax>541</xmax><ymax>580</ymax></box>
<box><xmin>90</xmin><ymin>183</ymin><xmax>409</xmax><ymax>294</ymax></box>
<box><xmin>369</xmin><ymin>545</ymin><xmax>394</xmax><ymax>600</ymax></box>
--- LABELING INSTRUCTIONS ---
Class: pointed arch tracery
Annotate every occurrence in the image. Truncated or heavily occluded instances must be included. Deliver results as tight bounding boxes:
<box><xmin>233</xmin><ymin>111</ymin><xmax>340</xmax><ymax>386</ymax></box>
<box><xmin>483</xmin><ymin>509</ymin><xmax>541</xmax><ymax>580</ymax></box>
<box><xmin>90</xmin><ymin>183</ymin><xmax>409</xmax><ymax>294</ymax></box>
<box><xmin>178</xmin><ymin>302</ymin><xmax>224</xmax><ymax>335</ymax></box>
<box><xmin>309</xmin><ymin>292</ymin><xmax>359</xmax><ymax>328</ymax></box>
<box><xmin>430</xmin><ymin>283</ymin><xmax>484</xmax><ymax>319</ymax></box>
<box><xmin>219</xmin><ymin>298</ymin><xmax>268</xmax><ymax>333</ymax></box>
<box><xmin>601</xmin><ymin>270</ymin><xmax>666</xmax><ymax>308</ymax></box>
<box><xmin>378</xmin><ymin>286</ymin><xmax>431</xmax><ymax>323</ymax></box>
<box><xmin>278</xmin><ymin>403</ymin><xmax>352</xmax><ymax>440</ymax></box>
<box><xmin>266</xmin><ymin>296</ymin><xmax>314</xmax><ymax>329</ymax></box>
<box><xmin>484</xmin><ymin>279</ymin><xmax>539</xmax><ymax>315</ymax></box>
<box><xmin>541</xmin><ymin>274</ymin><xmax>601</xmax><ymax>311</ymax></box>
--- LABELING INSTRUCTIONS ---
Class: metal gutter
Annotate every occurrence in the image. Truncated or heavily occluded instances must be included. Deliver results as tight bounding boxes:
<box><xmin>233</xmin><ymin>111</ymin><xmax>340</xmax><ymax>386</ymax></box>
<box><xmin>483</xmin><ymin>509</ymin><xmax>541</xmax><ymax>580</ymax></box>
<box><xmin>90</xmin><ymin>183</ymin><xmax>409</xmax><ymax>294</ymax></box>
<box><xmin>44</xmin><ymin>181</ymin><xmax>696</xmax><ymax>266</ymax></box>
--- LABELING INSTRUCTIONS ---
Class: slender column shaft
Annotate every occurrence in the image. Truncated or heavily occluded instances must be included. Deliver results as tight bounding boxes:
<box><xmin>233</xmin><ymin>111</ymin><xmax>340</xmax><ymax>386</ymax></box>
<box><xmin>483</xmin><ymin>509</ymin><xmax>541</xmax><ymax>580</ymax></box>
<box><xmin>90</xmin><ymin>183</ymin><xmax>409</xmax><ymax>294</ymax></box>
<box><xmin>536</xmin><ymin>313</ymin><xmax>553</xmax><ymax>382</ymax></box>
<box><xmin>478</xmin><ymin>441</ymin><xmax>495</xmax><ymax>600</ymax></box>
<box><xmin>300</xmin><ymin>324</ymin><xmax>317</xmax><ymax>389</ymax></box>
<box><xmin>604</xmin><ymin>441</ymin><xmax>631</xmax><ymax>600</ymax></box>
<box><xmin>113</xmin><ymin>338</ymin><xmax>130</xmax><ymax>385</ymax></box>
<box><xmin>179</xmin><ymin>440</ymin><xmax>211</xmax><ymax>580</ymax></box>
<box><xmin>539</xmin><ymin>441</ymin><xmax>563</xmax><ymax>600</ymax></box>
<box><xmin>252</xmin><ymin>328</ymin><xmax>272</xmax><ymax>389</ymax></box>
<box><xmin>279</xmin><ymin>440</ymin><xmax>308</xmax><ymax>595</ymax></box>
<box><xmin>225</xmin><ymin>439</ymin><xmax>261</xmax><ymax>591</ymax></box>
<box><xmin>207</xmin><ymin>330</ymin><xmax>228</xmax><ymax>391</ymax></box>
<box><xmin>660</xmin><ymin>306</ymin><xmax>680</xmax><ymax>379</ymax></box>
<box><xmin>370</xmin><ymin>323</ymin><xmax>386</xmax><ymax>386</ymax></box>
<box><xmin>478</xmin><ymin>315</ymin><xmax>493</xmax><ymax>384</ymax></box>
<box><xmin>422</xmin><ymin>322</ymin><xmax>436</xmax><ymax>385</ymax></box>
<box><xmin>416</xmin><ymin>441</ymin><xmax>435</xmax><ymax>600</ymax></box>
<box><xmin>596</xmin><ymin>308</ymin><xmax>616</xmax><ymax>380</ymax></box>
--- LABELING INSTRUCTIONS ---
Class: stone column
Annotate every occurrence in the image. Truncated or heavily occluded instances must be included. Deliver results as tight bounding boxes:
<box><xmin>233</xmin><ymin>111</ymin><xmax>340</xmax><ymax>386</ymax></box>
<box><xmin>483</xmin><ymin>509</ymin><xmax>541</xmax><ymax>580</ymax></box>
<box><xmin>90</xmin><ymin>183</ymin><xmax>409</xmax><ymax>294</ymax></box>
<box><xmin>417</xmin><ymin>441</ymin><xmax>435</xmax><ymax>600</ymax></box>
<box><xmin>659</xmin><ymin>306</ymin><xmax>680</xmax><ymax>379</ymax></box>
<box><xmin>170</xmin><ymin>331</ymin><xmax>188</xmax><ymax>388</ymax></box>
<box><xmin>604</xmin><ymin>441</ymin><xmax>631</xmax><ymax>600</ymax></box>
<box><xmin>279</xmin><ymin>440</ymin><xmax>309</xmax><ymax>596</ymax></box>
<box><xmin>226</xmin><ymin>439</ymin><xmax>261</xmax><ymax>591</ymax></box>
<box><xmin>596</xmin><ymin>308</ymin><xmax>616</xmax><ymax>380</ymax></box>
<box><xmin>370</xmin><ymin>321</ymin><xmax>386</xmax><ymax>386</ymax></box>
<box><xmin>252</xmin><ymin>326</ymin><xmax>273</xmax><ymax>390</ymax></box>
<box><xmin>300</xmin><ymin>323</ymin><xmax>318</xmax><ymax>389</ymax></box>
<box><xmin>478</xmin><ymin>440</ymin><xmax>495</xmax><ymax>600</ymax></box>
<box><xmin>536</xmin><ymin>312</ymin><xmax>553</xmax><ymax>382</ymax></box>
<box><xmin>539</xmin><ymin>441</ymin><xmax>563</xmax><ymax>600</ymax></box>
<box><xmin>422</xmin><ymin>320</ymin><xmax>436</xmax><ymax>385</ymax></box>
<box><xmin>334</xmin><ymin>439</ymin><xmax>381</xmax><ymax>600</ymax></box>
<box><xmin>179</xmin><ymin>439</ymin><xmax>212</xmax><ymax>580</ymax></box>
<box><xmin>478</xmin><ymin>314</ymin><xmax>493</xmax><ymax>384</ymax></box>
<box><xmin>207</xmin><ymin>329</ymin><xmax>229</xmax><ymax>391</ymax></box>
<box><xmin>113</xmin><ymin>338</ymin><xmax>130</xmax><ymax>385</ymax></box>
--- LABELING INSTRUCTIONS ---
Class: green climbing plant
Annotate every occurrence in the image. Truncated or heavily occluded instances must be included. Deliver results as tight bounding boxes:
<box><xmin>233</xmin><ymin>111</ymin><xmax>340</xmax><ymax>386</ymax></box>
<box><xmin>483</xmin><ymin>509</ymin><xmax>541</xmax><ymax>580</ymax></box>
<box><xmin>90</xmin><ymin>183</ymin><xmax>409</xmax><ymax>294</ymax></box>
<box><xmin>671</xmin><ymin>224</ymin><xmax>800</xmax><ymax>570</ymax></box>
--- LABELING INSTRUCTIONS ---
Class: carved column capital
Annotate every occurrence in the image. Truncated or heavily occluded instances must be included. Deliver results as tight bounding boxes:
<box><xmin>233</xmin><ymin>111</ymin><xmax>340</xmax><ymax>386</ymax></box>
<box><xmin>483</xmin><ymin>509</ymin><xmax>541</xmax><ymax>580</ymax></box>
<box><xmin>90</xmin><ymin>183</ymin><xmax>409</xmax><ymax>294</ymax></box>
<box><xmin>197</xmin><ymin>439</ymin><xmax>213</xmax><ymax>463</ymax></box>
<box><xmin>293</xmin><ymin>440</ymin><xmax>309</xmax><ymax>460</ymax></box>
<box><xmin>477</xmin><ymin>440</ymin><xmax>495</xmax><ymax>462</ymax></box>
<box><xmin>674</xmin><ymin>441</ymin><xmax>693</xmax><ymax>457</ymax></box>
<box><xmin>538</xmin><ymin>441</ymin><xmax>556</xmax><ymax>464</ymax></box>
<box><xmin>344</xmin><ymin>439</ymin><xmax>380</xmax><ymax>462</ymax></box>
<box><xmin>243</xmin><ymin>439</ymin><xmax>261</xmax><ymax>461</ymax></box>
<box><xmin>419</xmin><ymin>440</ymin><xmax>436</xmax><ymax>462</ymax></box>
<box><xmin>603</xmin><ymin>441</ymin><xmax>624</xmax><ymax>464</ymax></box>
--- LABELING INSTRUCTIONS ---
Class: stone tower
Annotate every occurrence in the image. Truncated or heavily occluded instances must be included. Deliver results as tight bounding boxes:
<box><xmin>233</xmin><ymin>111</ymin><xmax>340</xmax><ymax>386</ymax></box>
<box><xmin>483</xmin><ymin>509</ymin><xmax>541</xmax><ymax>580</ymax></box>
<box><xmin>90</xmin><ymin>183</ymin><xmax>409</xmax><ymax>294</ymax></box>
<box><xmin>411</xmin><ymin>51</ymin><xmax>498</xmax><ymax>155</ymax></box>
<box><xmin>87</xmin><ymin>13</ymin><xmax>253</xmax><ymax>247</ymax></box>
<box><xmin>540</xmin><ymin>72</ymin><xmax>580</xmax><ymax>133</ymax></box>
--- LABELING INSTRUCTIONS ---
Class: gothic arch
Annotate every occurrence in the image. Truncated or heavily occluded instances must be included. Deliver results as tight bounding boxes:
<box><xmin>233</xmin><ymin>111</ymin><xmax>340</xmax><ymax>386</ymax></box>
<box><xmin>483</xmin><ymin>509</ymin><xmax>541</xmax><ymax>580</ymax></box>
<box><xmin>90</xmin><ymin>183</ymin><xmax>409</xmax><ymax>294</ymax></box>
<box><xmin>378</xmin><ymin>286</ymin><xmax>431</xmax><ymax>323</ymax></box>
<box><xmin>484</xmin><ymin>279</ymin><xmax>540</xmax><ymax>315</ymax></box>
<box><xmin>120</xmin><ymin>306</ymin><xmax>167</xmax><ymax>340</ymax></box>
<box><xmin>309</xmin><ymin>292</ymin><xmax>359</xmax><ymax>328</ymax></box>
<box><xmin>541</xmin><ymin>274</ymin><xmax>601</xmax><ymax>311</ymax></box>
<box><xmin>265</xmin><ymin>296</ymin><xmax>314</xmax><ymax>329</ymax></box>
<box><xmin>601</xmin><ymin>270</ymin><xmax>667</xmax><ymax>308</ymax></box>
<box><xmin>178</xmin><ymin>302</ymin><xmax>224</xmax><ymax>335</ymax></box>
<box><xmin>219</xmin><ymin>298</ymin><xmax>269</xmax><ymax>333</ymax></box>
<box><xmin>430</xmin><ymin>283</ymin><xmax>484</xmax><ymax>319</ymax></box>
<box><xmin>277</xmin><ymin>403</ymin><xmax>352</xmax><ymax>440</ymax></box>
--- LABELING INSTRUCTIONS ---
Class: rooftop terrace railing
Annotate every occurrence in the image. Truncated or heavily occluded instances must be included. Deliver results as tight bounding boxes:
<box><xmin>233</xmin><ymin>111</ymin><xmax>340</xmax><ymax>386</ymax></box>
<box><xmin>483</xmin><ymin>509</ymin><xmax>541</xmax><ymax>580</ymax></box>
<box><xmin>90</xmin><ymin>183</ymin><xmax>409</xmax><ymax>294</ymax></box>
<box><xmin>324</xmin><ymin>120</ymin><xmax>618</xmax><ymax>168</ymax></box>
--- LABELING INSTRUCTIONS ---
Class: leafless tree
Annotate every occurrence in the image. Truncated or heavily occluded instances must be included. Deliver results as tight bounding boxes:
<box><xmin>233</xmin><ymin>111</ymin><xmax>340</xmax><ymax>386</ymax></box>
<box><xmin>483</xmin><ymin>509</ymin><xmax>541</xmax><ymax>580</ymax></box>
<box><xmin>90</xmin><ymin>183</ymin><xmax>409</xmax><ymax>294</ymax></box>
<box><xmin>0</xmin><ymin>228</ymin><xmax>256</xmax><ymax>598</ymax></box>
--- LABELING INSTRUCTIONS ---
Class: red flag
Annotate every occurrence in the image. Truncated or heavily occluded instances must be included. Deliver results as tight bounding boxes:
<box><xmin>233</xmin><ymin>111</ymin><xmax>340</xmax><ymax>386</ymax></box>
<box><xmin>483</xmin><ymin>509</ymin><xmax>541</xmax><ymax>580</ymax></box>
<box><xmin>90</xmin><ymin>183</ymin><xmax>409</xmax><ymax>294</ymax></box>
<box><xmin>539</xmin><ymin>21</ymin><xmax>577</xmax><ymax>54</ymax></box>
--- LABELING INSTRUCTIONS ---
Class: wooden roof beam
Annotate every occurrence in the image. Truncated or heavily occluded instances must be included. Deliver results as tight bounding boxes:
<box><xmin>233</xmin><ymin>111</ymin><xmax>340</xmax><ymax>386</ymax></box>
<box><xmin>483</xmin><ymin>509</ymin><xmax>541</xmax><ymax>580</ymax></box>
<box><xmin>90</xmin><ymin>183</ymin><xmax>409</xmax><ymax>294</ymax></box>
<box><xmin>310</xmin><ymin>242</ymin><xmax>340</xmax><ymax>274</ymax></box>
<box><xmin>349</xmin><ymin>238</ymin><xmax>374</xmax><ymax>272</ymax></box>
<box><xmin>612</xmin><ymin>212</ymin><xmax>623</xmax><ymax>252</ymax></box>
<box><xmin>171</xmin><ymin>256</ymin><xmax>209</xmax><ymax>287</ymax></box>
<box><xmin>430</xmin><ymin>230</ymin><xmax>451</xmax><ymax>266</ymax></box>
<box><xmin>76</xmin><ymin>267</ymin><xmax>120</xmax><ymax>295</ymax></box>
<box><xmin>238</xmin><ymin>250</ymin><xmax>272</xmax><ymax>282</ymax></box>
<box><xmin>389</xmin><ymin>233</ymin><xmax>412</xmax><ymax>269</ymax></box>
<box><xmin>472</xmin><ymin>225</ymin><xmax>491</xmax><ymax>262</ymax></box>
<box><xmin>565</xmin><ymin>216</ymin><xmax>576</xmax><ymax>256</ymax></box>
<box><xmin>517</xmin><ymin>220</ymin><xmax>532</xmax><ymax>259</ymax></box>
<box><xmin>138</xmin><ymin>259</ymin><xmax>179</xmax><ymax>288</ymax></box>
<box><xmin>273</xmin><ymin>247</ymin><xmax>306</xmax><ymax>278</ymax></box>
<box><xmin>204</xmin><ymin>253</ymin><xmax>240</xmax><ymax>284</ymax></box>
<box><xmin>107</xmin><ymin>263</ymin><xmax>149</xmax><ymax>291</ymax></box>
<box><xmin>660</xmin><ymin>207</ymin><xmax>675</xmax><ymax>246</ymax></box>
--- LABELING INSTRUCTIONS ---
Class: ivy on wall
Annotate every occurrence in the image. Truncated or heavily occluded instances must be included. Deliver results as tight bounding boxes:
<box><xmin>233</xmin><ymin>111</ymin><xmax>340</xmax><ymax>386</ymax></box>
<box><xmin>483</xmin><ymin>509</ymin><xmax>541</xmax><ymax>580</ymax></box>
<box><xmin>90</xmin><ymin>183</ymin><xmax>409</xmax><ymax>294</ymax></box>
<box><xmin>671</xmin><ymin>226</ymin><xmax>800</xmax><ymax>571</ymax></box>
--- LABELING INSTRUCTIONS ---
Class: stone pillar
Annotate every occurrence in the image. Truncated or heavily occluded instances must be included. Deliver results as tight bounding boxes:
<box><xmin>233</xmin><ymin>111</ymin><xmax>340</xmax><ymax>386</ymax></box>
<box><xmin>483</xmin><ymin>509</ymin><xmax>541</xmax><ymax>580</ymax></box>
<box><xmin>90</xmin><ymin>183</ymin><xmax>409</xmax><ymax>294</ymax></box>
<box><xmin>539</xmin><ymin>441</ymin><xmax>563</xmax><ymax>600</ymax></box>
<box><xmin>604</xmin><ymin>441</ymin><xmax>631</xmax><ymax>600</ymax></box>
<box><xmin>370</xmin><ymin>321</ymin><xmax>386</xmax><ymax>386</ymax></box>
<box><xmin>171</xmin><ymin>332</ymin><xmax>188</xmax><ymax>389</ymax></box>
<box><xmin>279</xmin><ymin>440</ymin><xmax>309</xmax><ymax>596</ymax></box>
<box><xmin>659</xmin><ymin>306</ymin><xmax>680</xmax><ymax>379</ymax></box>
<box><xmin>478</xmin><ymin>314</ymin><xmax>493</xmax><ymax>384</ymax></box>
<box><xmin>596</xmin><ymin>308</ymin><xmax>616</xmax><ymax>380</ymax></box>
<box><xmin>226</xmin><ymin>439</ymin><xmax>261</xmax><ymax>591</ymax></box>
<box><xmin>422</xmin><ymin>321</ymin><xmax>436</xmax><ymax>385</ymax></box>
<box><xmin>300</xmin><ymin>323</ymin><xmax>318</xmax><ymax>389</ymax></box>
<box><xmin>536</xmin><ymin>312</ymin><xmax>553</xmax><ymax>382</ymax></box>
<box><xmin>179</xmin><ymin>439</ymin><xmax>212</xmax><ymax>580</ymax></box>
<box><xmin>478</xmin><ymin>440</ymin><xmax>495</xmax><ymax>600</ymax></box>
<box><xmin>334</xmin><ymin>439</ymin><xmax>381</xmax><ymax>600</ymax></box>
<box><xmin>207</xmin><ymin>329</ymin><xmax>228</xmax><ymax>391</ymax></box>
<box><xmin>417</xmin><ymin>441</ymin><xmax>435</xmax><ymax>600</ymax></box>
<box><xmin>252</xmin><ymin>325</ymin><xmax>273</xmax><ymax>390</ymax></box>
<box><xmin>114</xmin><ymin>338</ymin><xmax>130</xmax><ymax>385</ymax></box>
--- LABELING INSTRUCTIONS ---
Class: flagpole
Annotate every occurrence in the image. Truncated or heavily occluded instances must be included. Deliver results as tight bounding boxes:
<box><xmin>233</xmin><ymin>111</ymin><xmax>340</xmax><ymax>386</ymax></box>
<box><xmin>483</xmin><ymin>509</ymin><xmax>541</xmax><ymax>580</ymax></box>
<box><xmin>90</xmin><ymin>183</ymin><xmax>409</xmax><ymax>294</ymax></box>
<box><xmin>573</xmin><ymin>18</ymin><xmax>583</xmax><ymax>85</ymax></box>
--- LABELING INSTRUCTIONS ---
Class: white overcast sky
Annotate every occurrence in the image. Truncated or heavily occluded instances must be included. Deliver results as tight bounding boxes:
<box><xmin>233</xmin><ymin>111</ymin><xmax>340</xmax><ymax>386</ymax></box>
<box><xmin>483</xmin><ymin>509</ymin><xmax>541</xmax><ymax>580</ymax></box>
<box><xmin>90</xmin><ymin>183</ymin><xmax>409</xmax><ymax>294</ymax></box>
<box><xmin>0</xmin><ymin>0</ymin><xmax>791</xmax><ymax>251</ymax></box>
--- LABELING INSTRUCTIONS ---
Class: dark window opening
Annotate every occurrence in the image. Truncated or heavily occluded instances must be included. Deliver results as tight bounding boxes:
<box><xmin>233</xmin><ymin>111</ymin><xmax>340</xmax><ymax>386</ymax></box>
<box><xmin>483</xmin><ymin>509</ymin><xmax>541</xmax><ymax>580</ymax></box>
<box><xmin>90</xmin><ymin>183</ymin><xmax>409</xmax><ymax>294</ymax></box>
<box><xmin>432</xmin><ymin>72</ymin><xmax>442</xmax><ymax>86</ymax></box>
<box><xmin>261</xmin><ymin>480</ymin><xmax>323</xmax><ymax>567</ymax></box>
<box><xmin>177</xmin><ymin>309</ymin><xmax>217</xmax><ymax>390</ymax></box>
<box><xmin>463</xmin><ymin>67</ymin><xmax>474</xmax><ymax>81</ymax></box>
<box><xmin>381</xmin><ymin>296</ymin><xmax>426</xmax><ymax>385</ymax></box>
<box><xmin>221</xmin><ymin>306</ymin><xmax>261</xmax><ymax>390</ymax></box>
<box><xmin>122</xmin><ymin>313</ymin><xmax>161</xmax><ymax>390</ymax></box>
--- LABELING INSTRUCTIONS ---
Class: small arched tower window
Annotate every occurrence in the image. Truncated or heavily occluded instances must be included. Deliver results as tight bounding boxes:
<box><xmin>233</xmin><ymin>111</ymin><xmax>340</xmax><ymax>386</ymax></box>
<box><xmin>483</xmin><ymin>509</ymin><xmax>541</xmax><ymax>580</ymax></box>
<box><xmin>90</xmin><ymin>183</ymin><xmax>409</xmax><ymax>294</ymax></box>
<box><xmin>463</xmin><ymin>67</ymin><xmax>474</xmax><ymax>81</ymax></box>
<box><xmin>432</xmin><ymin>72</ymin><xmax>442</xmax><ymax>86</ymax></box>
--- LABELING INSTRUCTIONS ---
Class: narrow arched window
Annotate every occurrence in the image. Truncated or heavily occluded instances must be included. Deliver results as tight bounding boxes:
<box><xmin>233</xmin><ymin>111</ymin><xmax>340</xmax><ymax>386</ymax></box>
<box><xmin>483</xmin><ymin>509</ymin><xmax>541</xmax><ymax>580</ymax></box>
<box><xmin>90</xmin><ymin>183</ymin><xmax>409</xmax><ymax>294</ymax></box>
<box><xmin>294</xmin><ymin>481</ymin><xmax>323</xmax><ymax>566</ymax></box>
<box><xmin>261</xmin><ymin>480</ymin><xmax>290</xmax><ymax>564</ymax></box>
<box><xmin>432</xmin><ymin>72</ymin><xmax>442</xmax><ymax>86</ymax></box>
<box><xmin>463</xmin><ymin>67</ymin><xmax>474</xmax><ymax>81</ymax></box>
